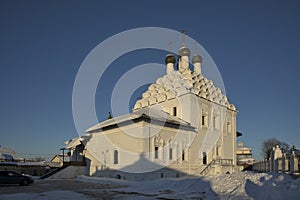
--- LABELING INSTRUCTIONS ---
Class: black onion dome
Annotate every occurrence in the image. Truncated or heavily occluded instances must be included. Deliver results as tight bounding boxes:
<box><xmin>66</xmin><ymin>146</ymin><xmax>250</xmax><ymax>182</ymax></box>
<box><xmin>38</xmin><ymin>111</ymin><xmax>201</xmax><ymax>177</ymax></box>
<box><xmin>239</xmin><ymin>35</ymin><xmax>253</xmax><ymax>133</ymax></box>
<box><xmin>178</xmin><ymin>47</ymin><xmax>191</xmax><ymax>57</ymax></box>
<box><xmin>165</xmin><ymin>54</ymin><xmax>176</xmax><ymax>64</ymax></box>
<box><xmin>192</xmin><ymin>54</ymin><xmax>202</xmax><ymax>64</ymax></box>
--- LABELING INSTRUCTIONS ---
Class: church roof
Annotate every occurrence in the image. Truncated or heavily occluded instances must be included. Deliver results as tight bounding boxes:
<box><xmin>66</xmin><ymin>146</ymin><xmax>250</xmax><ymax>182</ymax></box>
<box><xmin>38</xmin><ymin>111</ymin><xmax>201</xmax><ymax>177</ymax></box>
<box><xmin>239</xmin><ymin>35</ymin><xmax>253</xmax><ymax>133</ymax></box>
<box><xmin>133</xmin><ymin>70</ymin><xmax>236</xmax><ymax>111</ymax></box>
<box><xmin>86</xmin><ymin>107</ymin><xmax>195</xmax><ymax>133</ymax></box>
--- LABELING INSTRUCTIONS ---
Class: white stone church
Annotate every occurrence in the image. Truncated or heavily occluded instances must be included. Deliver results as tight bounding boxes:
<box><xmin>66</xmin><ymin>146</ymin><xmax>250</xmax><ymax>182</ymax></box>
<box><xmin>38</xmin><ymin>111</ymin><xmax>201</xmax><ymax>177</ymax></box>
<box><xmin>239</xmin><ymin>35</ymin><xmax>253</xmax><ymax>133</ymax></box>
<box><xmin>61</xmin><ymin>42</ymin><xmax>239</xmax><ymax>180</ymax></box>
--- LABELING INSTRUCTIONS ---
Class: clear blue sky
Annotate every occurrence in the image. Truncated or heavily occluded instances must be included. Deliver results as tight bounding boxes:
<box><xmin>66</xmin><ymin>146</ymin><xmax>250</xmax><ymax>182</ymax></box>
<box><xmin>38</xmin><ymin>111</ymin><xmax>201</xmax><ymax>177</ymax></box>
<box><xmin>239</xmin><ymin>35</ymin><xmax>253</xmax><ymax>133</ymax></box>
<box><xmin>0</xmin><ymin>0</ymin><xmax>299</xmax><ymax>160</ymax></box>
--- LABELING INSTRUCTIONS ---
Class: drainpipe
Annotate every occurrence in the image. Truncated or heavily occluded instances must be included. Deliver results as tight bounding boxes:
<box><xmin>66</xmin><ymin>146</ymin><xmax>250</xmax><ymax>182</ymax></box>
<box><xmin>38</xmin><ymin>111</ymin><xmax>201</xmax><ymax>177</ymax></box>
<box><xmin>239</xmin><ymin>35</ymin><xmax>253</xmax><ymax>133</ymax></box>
<box><xmin>148</xmin><ymin>122</ymin><xmax>150</xmax><ymax>159</ymax></box>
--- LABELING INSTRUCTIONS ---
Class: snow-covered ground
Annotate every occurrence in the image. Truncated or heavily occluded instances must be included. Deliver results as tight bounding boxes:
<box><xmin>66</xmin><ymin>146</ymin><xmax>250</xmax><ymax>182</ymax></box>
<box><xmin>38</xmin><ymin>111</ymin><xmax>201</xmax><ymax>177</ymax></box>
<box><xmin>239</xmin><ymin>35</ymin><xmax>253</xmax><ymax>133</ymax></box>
<box><xmin>77</xmin><ymin>171</ymin><xmax>300</xmax><ymax>199</ymax></box>
<box><xmin>0</xmin><ymin>190</ymin><xmax>93</xmax><ymax>200</ymax></box>
<box><xmin>0</xmin><ymin>171</ymin><xmax>299</xmax><ymax>200</ymax></box>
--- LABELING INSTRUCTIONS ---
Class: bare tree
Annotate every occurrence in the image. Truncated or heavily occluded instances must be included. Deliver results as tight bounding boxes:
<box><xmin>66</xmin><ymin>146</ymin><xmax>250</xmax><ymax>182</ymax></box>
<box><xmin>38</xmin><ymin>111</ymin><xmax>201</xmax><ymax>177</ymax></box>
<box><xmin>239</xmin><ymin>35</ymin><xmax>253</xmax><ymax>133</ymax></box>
<box><xmin>262</xmin><ymin>137</ymin><xmax>290</xmax><ymax>159</ymax></box>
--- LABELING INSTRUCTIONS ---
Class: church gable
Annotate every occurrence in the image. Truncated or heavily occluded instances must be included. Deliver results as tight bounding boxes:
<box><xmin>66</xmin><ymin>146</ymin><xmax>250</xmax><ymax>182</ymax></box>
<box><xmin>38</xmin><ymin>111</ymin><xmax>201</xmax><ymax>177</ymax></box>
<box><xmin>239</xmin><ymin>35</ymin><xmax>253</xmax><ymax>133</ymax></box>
<box><xmin>86</xmin><ymin>107</ymin><xmax>196</xmax><ymax>134</ymax></box>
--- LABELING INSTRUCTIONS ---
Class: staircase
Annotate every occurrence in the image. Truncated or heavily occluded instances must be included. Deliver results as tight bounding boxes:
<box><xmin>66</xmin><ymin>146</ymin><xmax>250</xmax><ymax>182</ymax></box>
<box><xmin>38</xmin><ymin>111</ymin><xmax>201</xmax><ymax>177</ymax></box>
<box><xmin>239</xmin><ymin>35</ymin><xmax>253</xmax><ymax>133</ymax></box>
<box><xmin>199</xmin><ymin>159</ymin><xmax>234</xmax><ymax>175</ymax></box>
<box><xmin>39</xmin><ymin>165</ymin><xmax>69</xmax><ymax>179</ymax></box>
<box><xmin>199</xmin><ymin>159</ymin><xmax>215</xmax><ymax>176</ymax></box>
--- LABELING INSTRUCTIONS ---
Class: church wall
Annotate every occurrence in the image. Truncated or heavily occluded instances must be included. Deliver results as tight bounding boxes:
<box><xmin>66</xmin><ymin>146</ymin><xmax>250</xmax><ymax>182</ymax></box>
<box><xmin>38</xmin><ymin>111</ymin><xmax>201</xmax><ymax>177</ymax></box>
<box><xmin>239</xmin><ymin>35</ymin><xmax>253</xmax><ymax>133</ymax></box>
<box><xmin>149</xmin><ymin>126</ymin><xmax>196</xmax><ymax>167</ymax></box>
<box><xmin>144</xmin><ymin>91</ymin><xmax>237</xmax><ymax>169</ymax></box>
<box><xmin>91</xmin><ymin>166</ymin><xmax>190</xmax><ymax>181</ymax></box>
<box><xmin>104</xmin><ymin>123</ymin><xmax>146</xmax><ymax>153</ymax></box>
<box><xmin>152</xmin><ymin>97</ymin><xmax>181</xmax><ymax>119</ymax></box>
<box><xmin>222</xmin><ymin>111</ymin><xmax>237</xmax><ymax>164</ymax></box>
<box><xmin>85</xmin><ymin>121</ymin><xmax>196</xmax><ymax>175</ymax></box>
<box><xmin>83</xmin><ymin>103</ymin><xmax>237</xmax><ymax>178</ymax></box>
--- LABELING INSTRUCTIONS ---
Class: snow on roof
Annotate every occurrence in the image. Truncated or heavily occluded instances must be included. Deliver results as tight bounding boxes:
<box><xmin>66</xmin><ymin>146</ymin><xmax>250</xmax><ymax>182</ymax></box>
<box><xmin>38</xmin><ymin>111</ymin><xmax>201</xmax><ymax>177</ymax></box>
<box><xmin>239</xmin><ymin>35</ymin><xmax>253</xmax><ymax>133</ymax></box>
<box><xmin>0</xmin><ymin>153</ymin><xmax>14</xmax><ymax>160</ymax></box>
<box><xmin>62</xmin><ymin>137</ymin><xmax>82</xmax><ymax>149</ymax></box>
<box><xmin>0</xmin><ymin>146</ymin><xmax>17</xmax><ymax>159</ymax></box>
<box><xmin>50</xmin><ymin>154</ymin><xmax>70</xmax><ymax>162</ymax></box>
<box><xmin>134</xmin><ymin>70</ymin><xmax>236</xmax><ymax>111</ymax></box>
<box><xmin>238</xmin><ymin>157</ymin><xmax>255</xmax><ymax>162</ymax></box>
<box><xmin>87</xmin><ymin>107</ymin><xmax>195</xmax><ymax>133</ymax></box>
<box><xmin>237</xmin><ymin>146</ymin><xmax>252</xmax><ymax>151</ymax></box>
<box><xmin>0</xmin><ymin>161</ymin><xmax>48</xmax><ymax>166</ymax></box>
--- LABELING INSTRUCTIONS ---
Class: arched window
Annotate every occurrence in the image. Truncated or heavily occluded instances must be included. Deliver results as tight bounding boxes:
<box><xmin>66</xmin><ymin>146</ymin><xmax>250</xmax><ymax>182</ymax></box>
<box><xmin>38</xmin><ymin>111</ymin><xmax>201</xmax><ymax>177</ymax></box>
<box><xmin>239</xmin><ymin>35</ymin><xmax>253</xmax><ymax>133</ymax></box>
<box><xmin>226</xmin><ymin>121</ymin><xmax>231</xmax><ymax>134</ymax></box>
<box><xmin>169</xmin><ymin>148</ymin><xmax>173</xmax><ymax>160</ymax></box>
<box><xmin>201</xmin><ymin>109</ymin><xmax>208</xmax><ymax>128</ymax></box>
<box><xmin>154</xmin><ymin>136</ymin><xmax>164</xmax><ymax>160</ymax></box>
<box><xmin>173</xmin><ymin>107</ymin><xmax>177</xmax><ymax>116</ymax></box>
<box><xmin>203</xmin><ymin>152</ymin><xmax>207</xmax><ymax>165</ymax></box>
<box><xmin>213</xmin><ymin>114</ymin><xmax>220</xmax><ymax>129</ymax></box>
<box><xmin>113</xmin><ymin>150</ymin><xmax>118</xmax><ymax>164</ymax></box>
<box><xmin>155</xmin><ymin>146</ymin><xmax>159</xmax><ymax>159</ymax></box>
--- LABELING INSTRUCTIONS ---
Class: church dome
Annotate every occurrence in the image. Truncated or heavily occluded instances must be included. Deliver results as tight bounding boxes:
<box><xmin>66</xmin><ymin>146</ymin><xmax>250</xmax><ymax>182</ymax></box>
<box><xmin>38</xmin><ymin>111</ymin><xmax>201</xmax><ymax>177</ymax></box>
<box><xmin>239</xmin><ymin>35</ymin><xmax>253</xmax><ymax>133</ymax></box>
<box><xmin>192</xmin><ymin>54</ymin><xmax>202</xmax><ymax>64</ymax></box>
<box><xmin>165</xmin><ymin>54</ymin><xmax>176</xmax><ymax>64</ymax></box>
<box><xmin>133</xmin><ymin>46</ymin><xmax>236</xmax><ymax>111</ymax></box>
<box><xmin>178</xmin><ymin>46</ymin><xmax>191</xmax><ymax>57</ymax></box>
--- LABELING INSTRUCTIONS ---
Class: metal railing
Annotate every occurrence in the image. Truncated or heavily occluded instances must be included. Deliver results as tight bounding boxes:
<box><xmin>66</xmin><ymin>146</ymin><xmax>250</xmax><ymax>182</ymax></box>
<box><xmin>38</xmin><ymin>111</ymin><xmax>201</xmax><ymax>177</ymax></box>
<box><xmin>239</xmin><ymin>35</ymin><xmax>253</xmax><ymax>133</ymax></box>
<box><xmin>200</xmin><ymin>159</ymin><xmax>215</xmax><ymax>175</ymax></box>
<box><xmin>215</xmin><ymin>159</ymin><xmax>233</xmax><ymax>166</ymax></box>
<box><xmin>200</xmin><ymin>159</ymin><xmax>233</xmax><ymax>175</ymax></box>
<box><xmin>63</xmin><ymin>160</ymin><xmax>87</xmax><ymax>166</ymax></box>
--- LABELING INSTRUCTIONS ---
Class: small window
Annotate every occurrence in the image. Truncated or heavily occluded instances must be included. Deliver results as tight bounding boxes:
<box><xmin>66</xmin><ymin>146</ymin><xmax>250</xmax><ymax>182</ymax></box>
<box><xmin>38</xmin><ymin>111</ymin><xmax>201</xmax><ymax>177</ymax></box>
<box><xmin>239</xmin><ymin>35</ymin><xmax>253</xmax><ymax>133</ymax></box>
<box><xmin>202</xmin><ymin>114</ymin><xmax>208</xmax><ymax>127</ymax></box>
<box><xmin>226</xmin><ymin>122</ymin><xmax>231</xmax><ymax>133</ymax></box>
<box><xmin>169</xmin><ymin>148</ymin><xmax>173</xmax><ymax>160</ymax></box>
<box><xmin>182</xmin><ymin>150</ymin><xmax>185</xmax><ymax>161</ymax></box>
<box><xmin>213</xmin><ymin>115</ymin><xmax>219</xmax><ymax>129</ymax></box>
<box><xmin>173</xmin><ymin>107</ymin><xmax>177</xmax><ymax>116</ymax></box>
<box><xmin>203</xmin><ymin>152</ymin><xmax>207</xmax><ymax>165</ymax></box>
<box><xmin>116</xmin><ymin>174</ymin><xmax>121</xmax><ymax>179</ymax></box>
<box><xmin>114</xmin><ymin>150</ymin><xmax>118</xmax><ymax>164</ymax></box>
<box><xmin>155</xmin><ymin>146</ymin><xmax>159</xmax><ymax>159</ymax></box>
<box><xmin>202</xmin><ymin>115</ymin><xmax>205</xmax><ymax>126</ymax></box>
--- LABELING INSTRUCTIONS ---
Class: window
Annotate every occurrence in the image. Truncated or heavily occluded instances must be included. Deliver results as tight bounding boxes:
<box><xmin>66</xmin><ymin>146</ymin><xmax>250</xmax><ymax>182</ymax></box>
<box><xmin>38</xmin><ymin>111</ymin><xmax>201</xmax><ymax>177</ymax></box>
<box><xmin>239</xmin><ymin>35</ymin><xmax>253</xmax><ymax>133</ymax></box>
<box><xmin>113</xmin><ymin>150</ymin><xmax>118</xmax><ymax>164</ymax></box>
<box><xmin>182</xmin><ymin>150</ymin><xmax>185</xmax><ymax>161</ymax></box>
<box><xmin>213</xmin><ymin>116</ymin><xmax>216</xmax><ymax>128</ymax></box>
<box><xmin>155</xmin><ymin>146</ymin><xmax>159</xmax><ymax>159</ymax></box>
<box><xmin>213</xmin><ymin>115</ymin><xmax>219</xmax><ymax>129</ymax></box>
<box><xmin>203</xmin><ymin>152</ymin><xmax>207</xmax><ymax>165</ymax></box>
<box><xmin>226</xmin><ymin>121</ymin><xmax>231</xmax><ymax>133</ymax></box>
<box><xmin>169</xmin><ymin>148</ymin><xmax>173</xmax><ymax>160</ymax></box>
<box><xmin>173</xmin><ymin>107</ymin><xmax>177</xmax><ymax>116</ymax></box>
<box><xmin>116</xmin><ymin>174</ymin><xmax>121</xmax><ymax>179</ymax></box>
<box><xmin>202</xmin><ymin>113</ymin><xmax>208</xmax><ymax>127</ymax></box>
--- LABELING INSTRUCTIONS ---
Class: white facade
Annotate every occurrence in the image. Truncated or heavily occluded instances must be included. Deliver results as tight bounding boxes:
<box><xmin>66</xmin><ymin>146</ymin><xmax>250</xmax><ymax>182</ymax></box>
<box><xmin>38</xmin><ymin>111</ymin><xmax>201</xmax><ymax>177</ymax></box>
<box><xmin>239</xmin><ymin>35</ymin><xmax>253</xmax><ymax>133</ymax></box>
<box><xmin>65</xmin><ymin>43</ymin><xmax>239</xmax><ymax>180</ymax></box>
